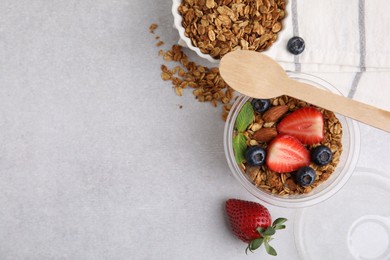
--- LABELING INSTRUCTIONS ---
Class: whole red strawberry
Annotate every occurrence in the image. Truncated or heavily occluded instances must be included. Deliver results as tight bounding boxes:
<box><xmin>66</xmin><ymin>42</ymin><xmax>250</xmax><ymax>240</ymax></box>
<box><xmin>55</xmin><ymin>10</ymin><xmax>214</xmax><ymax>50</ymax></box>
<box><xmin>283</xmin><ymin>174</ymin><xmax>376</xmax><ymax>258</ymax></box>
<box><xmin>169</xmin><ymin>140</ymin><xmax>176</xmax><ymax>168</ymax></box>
<box><xmin>225</xmin><ymin>199</ymin><xmax>287</xmax><ymax>256</ymax></box>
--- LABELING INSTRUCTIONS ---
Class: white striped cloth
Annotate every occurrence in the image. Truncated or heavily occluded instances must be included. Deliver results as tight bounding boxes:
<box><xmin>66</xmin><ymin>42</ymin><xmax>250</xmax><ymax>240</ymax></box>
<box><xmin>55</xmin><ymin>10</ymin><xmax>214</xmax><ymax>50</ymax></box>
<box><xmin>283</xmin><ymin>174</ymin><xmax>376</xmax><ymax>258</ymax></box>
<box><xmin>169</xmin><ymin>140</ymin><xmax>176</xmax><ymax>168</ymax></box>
<box><xmin>263</xmin><ymin>0</ymin><xmax>390</xmax><ymax>111</ymax></box>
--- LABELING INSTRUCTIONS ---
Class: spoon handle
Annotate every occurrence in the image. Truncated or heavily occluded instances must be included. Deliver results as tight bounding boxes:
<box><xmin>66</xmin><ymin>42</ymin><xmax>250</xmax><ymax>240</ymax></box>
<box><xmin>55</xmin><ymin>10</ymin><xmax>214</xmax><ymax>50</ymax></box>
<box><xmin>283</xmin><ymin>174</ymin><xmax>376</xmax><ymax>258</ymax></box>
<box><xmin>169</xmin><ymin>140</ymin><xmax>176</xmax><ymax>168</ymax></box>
<box><xmin>286</xmin><ymin>80</ymin><xmax>390</xmax><ymax>132</ymax></box>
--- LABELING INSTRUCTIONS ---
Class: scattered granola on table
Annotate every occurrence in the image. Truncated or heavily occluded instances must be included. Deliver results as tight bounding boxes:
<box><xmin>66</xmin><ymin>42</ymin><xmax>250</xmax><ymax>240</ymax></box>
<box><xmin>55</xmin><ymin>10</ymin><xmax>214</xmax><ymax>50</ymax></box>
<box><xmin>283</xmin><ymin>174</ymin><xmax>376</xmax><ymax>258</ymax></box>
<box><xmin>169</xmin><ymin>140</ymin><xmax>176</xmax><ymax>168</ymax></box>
<box><xmin>149</xmin><ymin>23</ymin><xmax>158</xmax><ymax>34</ymax></box>
<box><xmin>160</xmin><ymin>45</ymin><xmax>235</xmax><ymax>107</ymax></box>
<box><xmin>156</xmin><ymin>41</ymin><xmax>164</xmax><ymax>47</ymax></box>
<box><xmin>178</xmin><ymin>0</ymin><xmax>287</xmax><ymax>59</ymax></box>
<box><xmin>149</xmin><ymin>23</ymin><xmax>235</xmax><ymax>120</ymax></box>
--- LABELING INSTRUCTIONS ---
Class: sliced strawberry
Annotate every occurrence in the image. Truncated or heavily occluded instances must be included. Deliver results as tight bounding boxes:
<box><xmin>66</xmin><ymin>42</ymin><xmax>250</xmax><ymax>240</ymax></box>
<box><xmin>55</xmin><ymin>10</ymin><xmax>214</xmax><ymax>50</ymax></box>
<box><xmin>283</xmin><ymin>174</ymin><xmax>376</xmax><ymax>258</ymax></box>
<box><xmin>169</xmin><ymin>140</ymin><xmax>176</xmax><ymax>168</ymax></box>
<box><xmin>266</xmin><ymin>135</ymin><xmax>310</xmax><ymax>173</ymax></box>
<box><xmin>277</xmin><ymin>107</ymin><xmax>324</xmax><ymax>145</ymax></box>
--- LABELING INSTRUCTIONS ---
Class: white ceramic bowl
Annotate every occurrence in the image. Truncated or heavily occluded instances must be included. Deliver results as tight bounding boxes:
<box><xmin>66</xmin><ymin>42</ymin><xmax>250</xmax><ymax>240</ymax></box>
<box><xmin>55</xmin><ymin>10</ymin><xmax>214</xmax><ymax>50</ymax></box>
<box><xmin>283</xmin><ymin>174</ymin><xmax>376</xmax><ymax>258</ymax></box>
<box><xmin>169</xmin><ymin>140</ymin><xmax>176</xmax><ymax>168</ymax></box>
<box><xmin>172</xmin><ymin>0</ymin><xmax>289</xmax><ymax>63</ymax></box>
<box><xmin>224</xmin><ymin>72</ymin><xmax>361</xmax><ymax>208</ymax></box>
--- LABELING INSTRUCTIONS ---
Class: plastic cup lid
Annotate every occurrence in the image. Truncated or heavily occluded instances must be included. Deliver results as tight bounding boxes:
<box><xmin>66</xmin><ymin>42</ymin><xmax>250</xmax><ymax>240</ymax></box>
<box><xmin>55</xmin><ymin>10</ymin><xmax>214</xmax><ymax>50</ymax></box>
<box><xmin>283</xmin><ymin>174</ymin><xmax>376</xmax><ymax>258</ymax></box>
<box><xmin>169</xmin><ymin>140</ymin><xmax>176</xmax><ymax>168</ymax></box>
<box><xmin>294</xmin><ymin>168</ymin><xmax>390</xmax><ymax>260</ymax></box>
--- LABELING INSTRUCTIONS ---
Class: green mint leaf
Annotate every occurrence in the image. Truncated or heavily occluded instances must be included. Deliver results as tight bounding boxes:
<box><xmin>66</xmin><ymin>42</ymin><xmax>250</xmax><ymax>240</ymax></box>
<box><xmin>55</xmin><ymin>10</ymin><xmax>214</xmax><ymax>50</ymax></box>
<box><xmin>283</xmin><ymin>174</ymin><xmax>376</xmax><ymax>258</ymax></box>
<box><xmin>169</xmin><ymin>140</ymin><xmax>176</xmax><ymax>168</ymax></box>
<box><xmin>249</xmin><ymin>238</ymin><xmax>264</xmax><ymax>251</ymax></box>
<box><xmin>272</xmin><ymin>218</ymin><xmax>288</xmax><ymax>227</ymax></box>
<box><xmin>232</xmin><ymin>133</ymin><xmax>247</xmax><ymax>164</ymax></box>
<box><xmin>235</xmin><ymin>101</ymin><xmax>254</xmax><ymax>132</ymax></box>
<box><xmin>264</xmin><ymin>241</ymin><xmax>277</xmax><ymax>256</ymax></box>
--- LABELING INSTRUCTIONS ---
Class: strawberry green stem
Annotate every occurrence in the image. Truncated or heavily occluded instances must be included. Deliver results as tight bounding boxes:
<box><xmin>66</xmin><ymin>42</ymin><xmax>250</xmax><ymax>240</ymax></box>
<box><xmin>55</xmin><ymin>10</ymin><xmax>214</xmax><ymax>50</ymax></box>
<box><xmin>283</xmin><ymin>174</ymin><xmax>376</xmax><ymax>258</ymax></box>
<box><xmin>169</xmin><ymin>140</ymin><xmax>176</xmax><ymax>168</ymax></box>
<box><xmin>245</xmin><ymin>218</ymin><xmax>287</xmax><ymax>256</ymax></box>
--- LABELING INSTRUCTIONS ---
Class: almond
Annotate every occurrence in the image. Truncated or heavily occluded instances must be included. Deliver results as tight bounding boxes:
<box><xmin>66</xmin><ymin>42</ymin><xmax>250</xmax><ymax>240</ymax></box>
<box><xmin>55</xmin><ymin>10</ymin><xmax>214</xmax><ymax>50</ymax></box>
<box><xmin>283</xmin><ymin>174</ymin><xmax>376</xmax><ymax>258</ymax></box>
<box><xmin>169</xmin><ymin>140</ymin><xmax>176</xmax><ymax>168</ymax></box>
<box><xmin>252</xmin><ymin>128</ymin><xmax>278</xmax><ymax>143</ymax></box>
<box><xmin>262</xmin><ymin>105</ymin><xmax>289</xmax><ymax>122</ymax></box>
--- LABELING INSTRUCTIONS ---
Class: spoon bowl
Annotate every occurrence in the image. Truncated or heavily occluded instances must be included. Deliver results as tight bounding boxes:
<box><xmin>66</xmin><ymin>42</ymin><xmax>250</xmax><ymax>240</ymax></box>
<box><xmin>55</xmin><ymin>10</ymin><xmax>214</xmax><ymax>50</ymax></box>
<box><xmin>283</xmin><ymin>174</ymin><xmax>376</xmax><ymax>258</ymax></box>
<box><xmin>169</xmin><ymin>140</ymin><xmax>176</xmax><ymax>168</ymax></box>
<box><xmin>220</xmin><ymin>50</ymin><xmax>288</xmax><ymax>98</ymax></box>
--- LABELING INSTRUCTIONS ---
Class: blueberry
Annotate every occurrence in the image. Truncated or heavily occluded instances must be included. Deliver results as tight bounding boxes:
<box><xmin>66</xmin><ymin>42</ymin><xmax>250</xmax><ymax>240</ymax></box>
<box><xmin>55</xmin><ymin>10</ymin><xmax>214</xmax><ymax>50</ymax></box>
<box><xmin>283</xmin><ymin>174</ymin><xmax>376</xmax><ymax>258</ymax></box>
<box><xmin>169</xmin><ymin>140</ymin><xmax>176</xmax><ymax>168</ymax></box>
<box><xmin>311</xmin><ymin>145</ymin><xmax>332</xmax><ymax>166</ymax></box>
<box><xmin>245</xmin><ymin>146</ymin><xmax>266</xmax><ymax>166</ymax></box>
<box><xmin>287</xmin><ymin>36</ymin><xmax>305</xmax><ymax>55</ymax></box>
<box><xmin>294</xmin><ymin>166</ymin><xmax>316</xmax><ymax>187</ymax></box>
<box><xmin>251</xmin><ymin>99</ymin><xmax>271</xmax><ymax>113</ymax></box>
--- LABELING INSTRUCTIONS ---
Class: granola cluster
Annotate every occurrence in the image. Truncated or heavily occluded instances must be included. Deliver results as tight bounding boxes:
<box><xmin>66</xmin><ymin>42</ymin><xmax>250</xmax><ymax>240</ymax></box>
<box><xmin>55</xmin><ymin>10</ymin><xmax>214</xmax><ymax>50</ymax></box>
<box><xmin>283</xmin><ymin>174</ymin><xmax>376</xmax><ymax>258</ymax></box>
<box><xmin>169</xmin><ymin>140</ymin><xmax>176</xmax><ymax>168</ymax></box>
<box><xmin>178</xmin><ymin>0</ymin><xmax>286</xmax><ymax>59</ymax></box>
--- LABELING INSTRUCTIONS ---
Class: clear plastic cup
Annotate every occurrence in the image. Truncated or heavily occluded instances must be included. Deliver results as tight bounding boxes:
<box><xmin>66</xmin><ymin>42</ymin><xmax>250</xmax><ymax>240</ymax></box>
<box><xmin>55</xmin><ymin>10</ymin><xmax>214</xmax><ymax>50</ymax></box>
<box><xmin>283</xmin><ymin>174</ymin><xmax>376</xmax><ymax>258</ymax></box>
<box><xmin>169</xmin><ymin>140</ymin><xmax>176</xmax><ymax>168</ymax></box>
<box><xmin>224</xmin><ymin>72</ymin><xmax>360</xmax><ymax>208</ymax></box>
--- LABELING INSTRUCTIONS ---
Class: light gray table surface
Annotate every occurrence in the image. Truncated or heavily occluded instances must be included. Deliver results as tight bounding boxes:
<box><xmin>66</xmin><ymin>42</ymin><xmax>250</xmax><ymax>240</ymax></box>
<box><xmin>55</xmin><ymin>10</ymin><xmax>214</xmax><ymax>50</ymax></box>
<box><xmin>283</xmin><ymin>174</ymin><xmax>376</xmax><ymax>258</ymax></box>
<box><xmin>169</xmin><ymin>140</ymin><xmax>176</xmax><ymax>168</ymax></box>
<box><xmin>1</xmin><ymin>1</ymin><xmax>390</xmax><ymax>259</ymax></box>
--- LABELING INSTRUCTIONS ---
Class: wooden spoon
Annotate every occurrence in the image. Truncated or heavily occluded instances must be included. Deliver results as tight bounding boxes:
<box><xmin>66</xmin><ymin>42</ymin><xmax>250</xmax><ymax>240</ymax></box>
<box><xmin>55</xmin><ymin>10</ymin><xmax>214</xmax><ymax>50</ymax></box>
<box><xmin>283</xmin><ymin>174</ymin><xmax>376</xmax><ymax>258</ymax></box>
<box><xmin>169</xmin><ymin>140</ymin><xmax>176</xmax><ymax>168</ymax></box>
<box><xmin>219</xmin><ymin>50</ymin><xmax>390</xmax><ymax>132</ymax></box>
